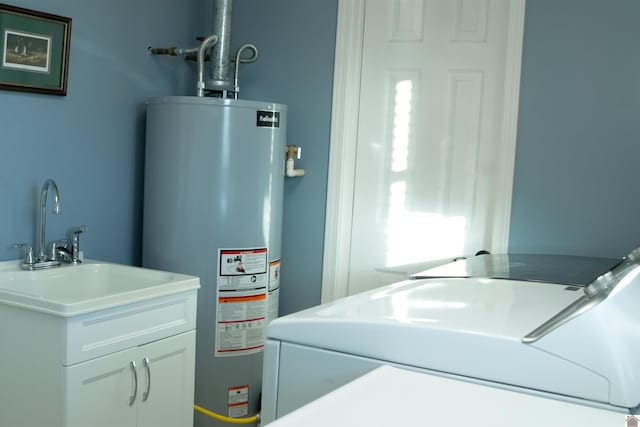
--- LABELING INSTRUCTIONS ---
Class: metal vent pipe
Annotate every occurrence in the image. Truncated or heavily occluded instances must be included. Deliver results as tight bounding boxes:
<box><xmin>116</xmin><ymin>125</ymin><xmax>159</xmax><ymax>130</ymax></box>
<box><xmin>208</xmin><ymin>0</ymin><xmax>233</xmax><ymax>92</ymax></box>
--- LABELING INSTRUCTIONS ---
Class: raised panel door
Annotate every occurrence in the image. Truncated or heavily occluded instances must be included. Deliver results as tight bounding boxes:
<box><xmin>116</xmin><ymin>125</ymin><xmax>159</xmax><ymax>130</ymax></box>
<box><xmin>137</xmin><ymin>331</ymin><xmax>196</xmax><ymax>427</ymax></box>
<box><xmin>65</xmin><ymin>346</ymin><xmax>138</xmax><ymax>427</ymax></box>
<box><xmin>348</xmin><ymin>0</ymin><xmax>516</xmax><ymax>295</ymax></box>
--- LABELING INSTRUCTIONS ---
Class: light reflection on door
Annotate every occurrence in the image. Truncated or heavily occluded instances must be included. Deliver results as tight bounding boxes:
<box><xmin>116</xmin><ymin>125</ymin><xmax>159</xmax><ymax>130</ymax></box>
<box><xmin>385</xmin><ymin>79</ymin><xmax>466</xmax><ymax>269</ymax></box>
<box><xmin>344</xmin><ymin>0</ymin><xmax>516</xmax><ymax>297</ymax></box>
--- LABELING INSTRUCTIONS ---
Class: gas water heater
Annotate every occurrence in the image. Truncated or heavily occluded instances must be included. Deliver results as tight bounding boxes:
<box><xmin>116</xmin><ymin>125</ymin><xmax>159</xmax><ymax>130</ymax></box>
<box><xmin>143</xmin><ymin>1</ymin><xmax>292</xmax><ymax>423</ymax></box>
<box><xmin>143</xmin><ymin>97</ymin><xmax>286</xmax><ymax>426</ymax></box>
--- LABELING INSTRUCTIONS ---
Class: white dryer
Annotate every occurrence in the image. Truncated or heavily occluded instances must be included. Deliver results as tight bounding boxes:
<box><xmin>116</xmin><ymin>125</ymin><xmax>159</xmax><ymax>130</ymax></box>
<box><xmin>261</xmin><ymin>251</ymin><xmax>640</xmax><ymax>424</ymax></box>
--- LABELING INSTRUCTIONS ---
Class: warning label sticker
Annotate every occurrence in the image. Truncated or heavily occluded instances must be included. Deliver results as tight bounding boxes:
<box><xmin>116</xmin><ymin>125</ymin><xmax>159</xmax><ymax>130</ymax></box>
<box><xmin>267</xmin><ymin>259</ymin><xmax>280</xmax><ymax>323</ymax></box>
<box><xmin>267</xmin><ymin>288</ymin><xmax>279</xmax><ymax>325</ymax></box>
<box><xmin>216</xmin><ymin>248</ymin><xmax>268</xmax><ymax>357</ymax></box>
<box><xmin>220</xmin><ymin>249</ymin><xmax>267</xmax><ymax>276</ymax></box>
<box><xmin>268</xmin><ymin>259</ymin><xmax>280</xmax><ymax>291</ymax></box>
<box><xmin>216</xmin><ymin>292</ymin><xmax>266</xmax><ymax>357</ymax></box>
<box><xmin>228</xmin><ymin>385</ymin><xmax>249</xmax><ymax>418</ymax></box>
<box><xmin>218</xmin><ymin>248</ymin><xmax>268</xmax><ymax>291</ymax></box>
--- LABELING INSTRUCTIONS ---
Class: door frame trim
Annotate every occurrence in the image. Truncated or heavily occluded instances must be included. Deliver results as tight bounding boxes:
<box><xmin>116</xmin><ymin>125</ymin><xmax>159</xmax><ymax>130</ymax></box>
<box><xmin>489</xmin><ymin>0</ymin><xmax>526</xmax><ymax>253</ymax></box>
<box><xmin>321</xmin><ymin>0</ymin><xmax>526</xmax><ymax>303</ymax></box>
<box><xmin>320</xmin><ymin>0</ymin><xmax>366</xmax><ymax>303</ymax></box>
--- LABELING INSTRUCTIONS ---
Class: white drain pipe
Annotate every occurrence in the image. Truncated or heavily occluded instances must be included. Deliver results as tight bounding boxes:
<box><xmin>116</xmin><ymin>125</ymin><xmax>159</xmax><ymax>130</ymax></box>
<box><xmin>286</xmin><ymin>145</ymin><xmax>305</xmax><ymax>177</ymax></box>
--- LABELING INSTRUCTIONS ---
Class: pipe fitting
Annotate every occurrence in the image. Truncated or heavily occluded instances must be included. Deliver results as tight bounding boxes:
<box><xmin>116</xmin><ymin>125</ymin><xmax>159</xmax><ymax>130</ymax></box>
<box><xmin>232</xmin><ymin>44</ymin><xmax>259</xmax><ymax>98</ymax></box>
<box><xmin>148</xmin><ymin>46</ymin><xmax>200</xmax><ymax>56</ymax></box>
<box><xmin>197</xmin><ymin>34</ymin><xmax>219</xmax><ymax>97</ymax></box>
<box><xmin>285</xmin><ymin>145</ymin><xmax>305</xmax><ymax>177</ymax></box>
<box><xmin>148</xmin><ymin>47</ymin><xmax>177</xmax><ymax>55</ymax></box>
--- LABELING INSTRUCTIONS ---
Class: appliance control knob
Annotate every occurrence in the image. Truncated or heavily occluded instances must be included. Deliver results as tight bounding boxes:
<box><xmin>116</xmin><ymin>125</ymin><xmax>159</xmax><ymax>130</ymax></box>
<box><xmin>626</xmin><ymin>246</ymin><xmax>640</xmax><ymax>263</ymax></box>
<box><xmin>584</xmin><ymin>271</ymin><xmax>615</xmax><ymax>297</ymax></box>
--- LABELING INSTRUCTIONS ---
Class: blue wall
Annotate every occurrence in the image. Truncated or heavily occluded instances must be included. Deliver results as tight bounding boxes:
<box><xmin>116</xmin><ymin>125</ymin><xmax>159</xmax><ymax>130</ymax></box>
<box><xmin>0</xmin><ymin>0</ymin><xmax>206</xmax><ymax>264</ymax></box>
<box><xmin>230</xmin><ymin>0</ymin><xmax>338</xmax><ymax>315</ymax></box>
<box><xmin>509</xmin><ymin>0</ymin><xmax>640</xmax><ymax>258</ymax></box>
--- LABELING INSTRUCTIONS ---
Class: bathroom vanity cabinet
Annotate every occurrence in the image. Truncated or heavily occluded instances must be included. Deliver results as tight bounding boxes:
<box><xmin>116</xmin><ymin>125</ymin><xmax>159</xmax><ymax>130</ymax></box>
<box><xmin>0</xmin><ymin>280</ymin><xmax>198</xmax><ymax>427</ymax></box>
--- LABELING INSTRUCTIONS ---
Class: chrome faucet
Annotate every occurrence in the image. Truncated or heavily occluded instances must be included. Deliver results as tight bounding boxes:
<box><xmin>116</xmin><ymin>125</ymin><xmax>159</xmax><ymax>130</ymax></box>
<box><xmin>14</xmin><ymin>179</ymin><xmax>87</xmax><ymax>270</ymax></box>
<box><xmin>38</xmin><ymin>179</ymin><xmax>61</xmax><ymax>263</ymax></box>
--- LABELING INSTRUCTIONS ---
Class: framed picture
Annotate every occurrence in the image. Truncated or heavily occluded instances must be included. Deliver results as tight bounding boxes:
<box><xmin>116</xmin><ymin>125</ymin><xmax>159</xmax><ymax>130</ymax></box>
<box><xmin>0</xmin><ymin>3</ymin><xmax>71</xmax><ymax>95</ymax></box>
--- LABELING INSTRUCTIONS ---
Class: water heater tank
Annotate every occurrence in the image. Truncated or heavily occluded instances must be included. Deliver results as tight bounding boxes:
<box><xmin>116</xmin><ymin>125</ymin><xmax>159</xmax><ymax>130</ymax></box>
<box><xmin>143</xmin><ymin>96</ymin><xmax>286</xmax><ymax>426</ymax></box>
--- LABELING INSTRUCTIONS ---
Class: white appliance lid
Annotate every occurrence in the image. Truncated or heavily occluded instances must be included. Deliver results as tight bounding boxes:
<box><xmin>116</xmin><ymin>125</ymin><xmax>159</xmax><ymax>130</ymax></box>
<box><xmin>269</xmin><ymin>277</ymin><xmax>581</xmax><ymax>344</ymax></box>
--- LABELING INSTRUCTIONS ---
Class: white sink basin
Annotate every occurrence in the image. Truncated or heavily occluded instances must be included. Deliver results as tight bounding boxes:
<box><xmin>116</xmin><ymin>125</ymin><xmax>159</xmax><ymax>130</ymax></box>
<box><xmin>0</xmin><ymin>260</ymin><xmax>200</xmax><ymax>317</ymax></box>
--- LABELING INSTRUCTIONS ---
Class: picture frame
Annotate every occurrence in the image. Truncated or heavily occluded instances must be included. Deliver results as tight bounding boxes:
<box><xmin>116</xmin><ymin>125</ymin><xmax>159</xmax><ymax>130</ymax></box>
<box><xmin>0</xmin><ymin>3</ymin><xmax>71</xmax><ymax>96</ymax></box>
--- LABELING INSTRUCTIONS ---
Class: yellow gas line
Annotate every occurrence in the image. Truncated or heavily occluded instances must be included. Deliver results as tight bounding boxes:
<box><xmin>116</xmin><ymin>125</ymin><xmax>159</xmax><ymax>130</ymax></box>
<box><xmin>194</xmin><ymin>404</ymin><xmax>259</xmax><ymax>424</ymax></box>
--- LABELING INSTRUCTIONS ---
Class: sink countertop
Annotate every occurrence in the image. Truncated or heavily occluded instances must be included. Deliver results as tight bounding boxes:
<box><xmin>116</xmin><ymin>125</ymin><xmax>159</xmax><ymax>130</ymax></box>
<box><xmin>0</xmin><ymin>259</ymin><xmax>200</xmax><ymax>317</ymax></box>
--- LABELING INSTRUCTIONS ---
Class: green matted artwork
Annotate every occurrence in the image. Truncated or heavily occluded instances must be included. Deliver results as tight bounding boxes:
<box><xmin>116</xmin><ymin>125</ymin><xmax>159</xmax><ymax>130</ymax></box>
<box><xmin>0</xmin><ymin>3</ymin><xmax>71</xmax><ymax>95</ymax></box>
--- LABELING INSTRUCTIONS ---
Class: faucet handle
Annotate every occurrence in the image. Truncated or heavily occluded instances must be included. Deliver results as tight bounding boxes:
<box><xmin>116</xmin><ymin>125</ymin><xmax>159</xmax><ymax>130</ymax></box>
<box><xmin>69</xmin><ymin>225</ymin><xmax>87</xmax><ymax>235</ymax></box>
<box><xmin>48</xmin><ymin>239</ymin><xmax>70</xmax><ymax>263</ymax></box>
<box><xmin>14</xmin><ymin>243</ymin><xmax>35</xmax><ymax>266</ymax></box>
<box><xmin>67</xmin><ymin>225</ymin><xmax>87</xmax><ymax>264</ymax></box>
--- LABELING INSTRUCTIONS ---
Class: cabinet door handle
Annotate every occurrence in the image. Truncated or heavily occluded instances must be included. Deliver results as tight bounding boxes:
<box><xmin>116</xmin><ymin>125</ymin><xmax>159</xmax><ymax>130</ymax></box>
<box><xmin>129</xmin><ymin>360</ymin><xmax>138</xmax><ymax>406</ymax></box>
<box><xmin>142</xmin><ymin>357</ymin><xmax>151</xmax><ymax>402</ymax></box>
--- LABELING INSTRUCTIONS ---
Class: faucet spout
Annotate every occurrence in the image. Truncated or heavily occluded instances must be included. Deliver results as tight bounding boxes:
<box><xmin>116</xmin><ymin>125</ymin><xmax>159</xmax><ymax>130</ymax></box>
<box><xmin>38</xmin><ymin>179</ymin><xmax>60</xmax><ymax>261</ymax></box>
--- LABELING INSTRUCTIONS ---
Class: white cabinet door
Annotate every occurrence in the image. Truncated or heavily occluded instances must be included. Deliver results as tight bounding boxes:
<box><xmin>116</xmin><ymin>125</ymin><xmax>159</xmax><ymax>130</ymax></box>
<box><xmin>65</xmin><ymin>347</ymin><xmax>138</xmax><ymax>427</ymax></box>
<box><xmin>65</xmin><ymin>331</ymin><xmax>195</xmax><ymax>427</ymax></box>
<box><xmin>137</xmin><ymin>331</ymin><xmax>196</xmax><ymax>427</ymax></box>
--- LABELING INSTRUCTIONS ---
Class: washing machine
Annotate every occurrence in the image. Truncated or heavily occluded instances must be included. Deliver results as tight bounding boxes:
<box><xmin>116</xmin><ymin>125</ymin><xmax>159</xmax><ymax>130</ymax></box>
<box><xmin>261</xmin><ymin>251</ymin><xmax>640</xmax><ymax>424</ymax></box>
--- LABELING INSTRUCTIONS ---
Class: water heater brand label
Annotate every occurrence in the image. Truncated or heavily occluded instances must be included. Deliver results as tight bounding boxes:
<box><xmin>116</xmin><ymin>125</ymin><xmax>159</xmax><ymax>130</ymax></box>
<box><xmin>257</xmin><ymin>111</ymin><xmax>280</xmax><ymax>128</ymax></box>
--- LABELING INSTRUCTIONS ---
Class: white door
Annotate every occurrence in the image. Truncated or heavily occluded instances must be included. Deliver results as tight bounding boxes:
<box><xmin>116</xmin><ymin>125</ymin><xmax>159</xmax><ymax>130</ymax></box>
<box><xmin>65</xmin><ymin>347</ymin><xmax>138</xmax><ymax>427</ymax></box>
<box><xmin>323</xmin><ymin>0</ymin><xmax>525</xmax><ymax>298</ymax></box>
<box><xmin>137</xmin><ymin>331</ymin><xmax>196</xmax><ymax>427</ymax></box>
